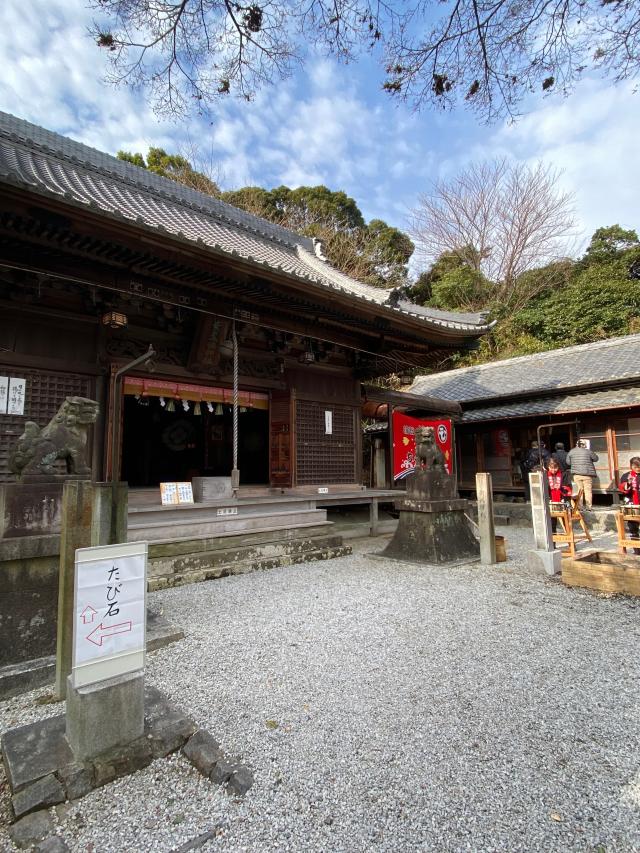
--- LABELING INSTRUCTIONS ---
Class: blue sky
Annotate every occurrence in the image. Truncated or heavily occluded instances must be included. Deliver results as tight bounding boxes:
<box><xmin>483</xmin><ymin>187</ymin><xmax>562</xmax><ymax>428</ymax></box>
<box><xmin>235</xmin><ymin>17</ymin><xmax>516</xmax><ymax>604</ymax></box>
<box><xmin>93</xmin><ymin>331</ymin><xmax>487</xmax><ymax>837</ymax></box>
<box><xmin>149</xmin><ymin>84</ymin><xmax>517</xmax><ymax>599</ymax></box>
<box><xmin>1</xmin><ymin>0</ymin><xmax>639</xmax><ymax>273</ymax></box>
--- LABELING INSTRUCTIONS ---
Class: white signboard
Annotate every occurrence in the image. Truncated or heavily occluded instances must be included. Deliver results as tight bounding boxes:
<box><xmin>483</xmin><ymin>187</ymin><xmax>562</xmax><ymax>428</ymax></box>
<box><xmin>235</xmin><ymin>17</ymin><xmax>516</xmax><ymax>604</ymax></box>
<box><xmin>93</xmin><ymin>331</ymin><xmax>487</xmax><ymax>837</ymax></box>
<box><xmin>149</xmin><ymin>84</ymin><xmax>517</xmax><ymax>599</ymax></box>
<box><xmin>72</xmin><ymin>542</ymin><xmax>147</xmax><ymax>688</ymax></box>
<box><xmin>0</xmin><ymin>377</ymin><xmax>7</xmax><ymax>414</ymax></box>
<box><xmin>324</xmin><ymin>410</ymin><xmax>333</xmax><ymax>435</ymax></box>
<box><xmin>7</xmin><ymin>378</ymin><xmax>26</xmax><ymax>415</ymax></box>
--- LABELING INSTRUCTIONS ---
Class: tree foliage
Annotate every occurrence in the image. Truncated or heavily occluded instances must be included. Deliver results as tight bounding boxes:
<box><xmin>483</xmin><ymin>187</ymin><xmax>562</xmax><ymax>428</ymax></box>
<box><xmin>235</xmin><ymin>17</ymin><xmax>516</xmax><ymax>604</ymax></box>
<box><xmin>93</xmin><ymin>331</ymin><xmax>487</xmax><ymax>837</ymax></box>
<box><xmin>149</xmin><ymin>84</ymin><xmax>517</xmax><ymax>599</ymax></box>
<box><xmin>221</xmin><ymin>184</ymin><xmax>413</xmax><ymax>286</ymax></box>
<box><xmin>409</xmin><ymin>159</ymin><xmax>575</xmax><ymax>312</ymax></box>
<box><xmin>91</xmin><ymin>0</ymin><xmax>640</xmax><ymax>121</ymax></box>
<box><xmin>449</xmin><ymin>224</ymin><xmax>640</xmax><ymax>366</ymax></box>
<box><xmin>117</xmin><ymin>147</ymin><xmax>221</xmax><ymax>196</ymax></box>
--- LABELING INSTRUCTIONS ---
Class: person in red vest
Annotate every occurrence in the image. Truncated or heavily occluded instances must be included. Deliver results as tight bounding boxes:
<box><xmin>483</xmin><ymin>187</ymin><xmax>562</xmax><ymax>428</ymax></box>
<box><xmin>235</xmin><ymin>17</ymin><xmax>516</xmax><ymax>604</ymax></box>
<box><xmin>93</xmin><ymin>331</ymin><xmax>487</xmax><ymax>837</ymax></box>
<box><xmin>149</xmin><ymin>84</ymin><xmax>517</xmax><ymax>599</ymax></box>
<box><xmin>619</xmin><ymin>456</ymin><xmax>640</xmax><ymax>548</ymax></box>
<box><xmin>546</xmin><ymin>458</ymin><xmax>572</xmax><ymax>533</ymax></box>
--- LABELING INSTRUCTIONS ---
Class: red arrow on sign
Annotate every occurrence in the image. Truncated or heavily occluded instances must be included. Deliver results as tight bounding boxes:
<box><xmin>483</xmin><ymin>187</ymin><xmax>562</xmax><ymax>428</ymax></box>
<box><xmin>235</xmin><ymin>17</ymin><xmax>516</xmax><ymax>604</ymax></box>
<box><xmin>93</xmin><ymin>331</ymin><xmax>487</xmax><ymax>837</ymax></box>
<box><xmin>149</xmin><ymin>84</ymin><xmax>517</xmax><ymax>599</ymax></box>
<box><xmin>85</xmin><ymin>620</ymin><xmax>133</xmax><ymax>647</ymax></box>
<box><xmin>80</xmin><ymin>605</ymin><xmax>98</xmax><ymax>625</ymax></box>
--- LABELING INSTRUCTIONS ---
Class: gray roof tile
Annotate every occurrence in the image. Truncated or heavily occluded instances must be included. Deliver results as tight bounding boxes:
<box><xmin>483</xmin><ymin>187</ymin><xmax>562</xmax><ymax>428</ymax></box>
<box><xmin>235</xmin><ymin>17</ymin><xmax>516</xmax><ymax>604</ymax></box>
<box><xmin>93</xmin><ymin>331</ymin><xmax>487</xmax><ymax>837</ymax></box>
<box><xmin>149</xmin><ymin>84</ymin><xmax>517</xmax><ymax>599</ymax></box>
<box><xmin>0</xmin><ymin>111</ymin><xmax>491</xmax><ymax>336</ymax></box>
<box><xmin>460</xmin><ymin>384</ymin><xmax>640</xmax><ymax>422</ymax></box>
<box><xmin>410</xmin><ymin>335</ymin><xmax>640</xmax><ymax>402</ymax></box>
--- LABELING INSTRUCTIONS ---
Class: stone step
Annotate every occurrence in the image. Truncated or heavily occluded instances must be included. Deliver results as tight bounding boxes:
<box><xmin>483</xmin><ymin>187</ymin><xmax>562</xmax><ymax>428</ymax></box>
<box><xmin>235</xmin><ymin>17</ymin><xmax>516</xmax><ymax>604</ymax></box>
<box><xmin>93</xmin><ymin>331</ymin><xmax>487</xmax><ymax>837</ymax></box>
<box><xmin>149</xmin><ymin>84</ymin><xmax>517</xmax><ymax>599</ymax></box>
<box><xmin>128</xmin><ymin>497</ymin><xmax>316</xmax><ymax>525</ymax></box>
<box><xmin>148</xmin><ymin>532</ymin><xmax>350</xmax><ymax>591</ymax></box>
<box><xmin>128</xmin><ymin>508</ymin><xmax>327</xmax><ymax>542</ymax></box>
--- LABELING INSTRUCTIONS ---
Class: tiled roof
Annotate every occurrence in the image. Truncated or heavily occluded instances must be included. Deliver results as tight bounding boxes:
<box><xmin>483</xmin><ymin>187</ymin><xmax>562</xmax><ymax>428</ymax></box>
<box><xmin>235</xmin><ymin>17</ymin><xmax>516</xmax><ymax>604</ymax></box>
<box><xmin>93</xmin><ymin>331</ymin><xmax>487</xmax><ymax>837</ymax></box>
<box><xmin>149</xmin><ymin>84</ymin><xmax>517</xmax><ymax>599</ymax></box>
<box><xmin>410</xmin><ymin>335</ymin><xmax>640</xmax><ymax>402</ymax></box>
<box><xmin>0</xmin><ymin>111</ymin><xmax>491</xmax><ymax>337</ymax></box>
<box><xmin>460</xmin><ymin>384</ymin><xmax>640</xmax><ymax>422</ymax></box>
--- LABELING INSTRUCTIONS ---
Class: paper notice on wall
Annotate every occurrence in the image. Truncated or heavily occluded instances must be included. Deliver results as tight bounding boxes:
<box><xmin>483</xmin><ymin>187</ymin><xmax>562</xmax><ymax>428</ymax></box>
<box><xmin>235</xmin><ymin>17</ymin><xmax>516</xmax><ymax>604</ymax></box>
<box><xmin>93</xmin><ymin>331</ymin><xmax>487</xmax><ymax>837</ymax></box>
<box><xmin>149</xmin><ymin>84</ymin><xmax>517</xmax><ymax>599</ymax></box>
<box><xmin>7</xmin><ymin>378</ymin><xmax>26</xmax><ymax>415</ymax></box>
<box><xmin>325</xmin><ymin>410</ymin><xmax>333</xmax><ymax>435</ymax></box>
<box><xmin>0</xmin><ymin>377</ymin><xmax>8</xmax><ymax>414</ymax></box>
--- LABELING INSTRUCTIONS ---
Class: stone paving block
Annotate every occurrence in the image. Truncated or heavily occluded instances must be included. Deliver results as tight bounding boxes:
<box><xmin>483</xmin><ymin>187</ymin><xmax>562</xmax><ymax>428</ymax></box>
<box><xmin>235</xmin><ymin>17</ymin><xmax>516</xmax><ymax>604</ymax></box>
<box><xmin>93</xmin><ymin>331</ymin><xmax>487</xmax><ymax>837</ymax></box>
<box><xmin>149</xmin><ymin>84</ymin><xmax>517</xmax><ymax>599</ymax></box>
<box><xmin>227</xmin><ymin>766</ymin><xmax>254</xmax><ymax>796</ymax></box>
<box><xmin>12</xmin><ymin>773</ymin><xmax>65</xmax><ymax>818</ymax></box>
<box><xmin>209</xmin><ymin>758</ymin><xmax>238</xmax><ymax>786</ymax></box>
<box><xmin>34</xmin><ymin>835</ymin><xmax>70</xmax><ymax>852</ymax></box>
<box><xmin>1</xmin><ymin>715</ymin><xmax>72</xmax><ymax>793</ymax></box>
<box><xmin>144</xmin><ymin>685</ymin><xmax>197</xmax><ymax>758</ymax></box>
<box><xmin>91</xmin><ymin>736</ymin><xmax>154</xmax><ymax>788</ymax></box>
<box><xmin>8</xmin><ymin>811</ymin><xmax>55</xmax><ymax>849</ymax></box>
<box><xmin>182</xmin><ymin>729</ymin><xmax>223</xmax><ymax>777</ymax></box>
<box><xmin>56</xmin><ymin>762</ymin><xmax>94</xmax><ymax>800</ymax></box>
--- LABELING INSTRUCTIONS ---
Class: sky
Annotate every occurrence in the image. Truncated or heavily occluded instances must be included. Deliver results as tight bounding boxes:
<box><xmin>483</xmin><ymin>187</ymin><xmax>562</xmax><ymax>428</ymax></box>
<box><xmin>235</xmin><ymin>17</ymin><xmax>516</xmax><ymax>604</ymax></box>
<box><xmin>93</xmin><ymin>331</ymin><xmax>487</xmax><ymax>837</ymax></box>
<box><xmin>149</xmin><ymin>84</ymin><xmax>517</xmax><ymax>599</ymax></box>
<box><xmin>1</xmin><ymin>0</ymin><xmax>639</xmax><ymax>273</ymax></box>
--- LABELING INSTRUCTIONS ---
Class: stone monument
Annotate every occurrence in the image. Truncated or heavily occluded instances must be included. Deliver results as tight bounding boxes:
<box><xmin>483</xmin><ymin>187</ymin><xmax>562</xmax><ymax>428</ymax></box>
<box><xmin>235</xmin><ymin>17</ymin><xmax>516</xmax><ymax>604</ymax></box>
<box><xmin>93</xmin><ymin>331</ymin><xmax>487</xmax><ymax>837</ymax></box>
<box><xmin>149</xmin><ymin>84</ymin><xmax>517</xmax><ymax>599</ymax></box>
<box><xmin>383</xmin><ymin>426</ymin><xmax>479</xmax><ymax>564</ymax></box>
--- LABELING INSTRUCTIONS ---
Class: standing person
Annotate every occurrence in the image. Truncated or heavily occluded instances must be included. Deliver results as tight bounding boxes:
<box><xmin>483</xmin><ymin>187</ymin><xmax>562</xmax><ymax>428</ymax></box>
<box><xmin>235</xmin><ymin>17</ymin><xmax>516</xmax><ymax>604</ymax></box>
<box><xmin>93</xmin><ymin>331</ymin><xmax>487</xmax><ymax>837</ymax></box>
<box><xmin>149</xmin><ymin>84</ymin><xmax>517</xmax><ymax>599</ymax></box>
<box><xmin>545</xmin><ymin>459</ymin><xmax>572</xmax><ymax>533</ymax></box>
<box><xmin>566</xmin><ymin>439</ymin><xmax>599</xmax><ymax>510</ymax></box>
<box><xmin>619</xmin><ymin>457</ymin><xmax>640</xmax><ymax>552</ymax></box>
<box><xmin>551</xmin><ymin>442</ymin><xmax>569</xmax><ymax>472</ymax></box>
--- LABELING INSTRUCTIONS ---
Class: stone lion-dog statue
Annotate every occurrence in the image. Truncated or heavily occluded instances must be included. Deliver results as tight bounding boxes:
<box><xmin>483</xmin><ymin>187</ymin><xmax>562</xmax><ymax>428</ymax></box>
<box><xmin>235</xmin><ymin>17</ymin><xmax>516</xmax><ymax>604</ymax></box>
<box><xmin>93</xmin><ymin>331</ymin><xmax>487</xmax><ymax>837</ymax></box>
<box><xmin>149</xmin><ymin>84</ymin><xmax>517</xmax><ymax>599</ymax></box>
<box><xmin>415</xmin><ymin>426</ymin><xmax>446</xmax><ymax>471</ymax></box>
<box><xmin>9</xmin><ymin>396</ymin><xmax>99</xmax><ymax>478</ymax></box>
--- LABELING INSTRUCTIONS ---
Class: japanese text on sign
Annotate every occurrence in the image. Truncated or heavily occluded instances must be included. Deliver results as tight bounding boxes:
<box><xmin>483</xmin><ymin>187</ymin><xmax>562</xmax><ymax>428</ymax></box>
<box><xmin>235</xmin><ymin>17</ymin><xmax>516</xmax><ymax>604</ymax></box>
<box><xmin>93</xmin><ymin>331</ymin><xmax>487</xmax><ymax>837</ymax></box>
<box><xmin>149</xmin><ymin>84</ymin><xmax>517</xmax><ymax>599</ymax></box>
<box><xmin>72</xmin><ymin>542</ymin><xmax>147</xmax><ymax>688</ymax></box>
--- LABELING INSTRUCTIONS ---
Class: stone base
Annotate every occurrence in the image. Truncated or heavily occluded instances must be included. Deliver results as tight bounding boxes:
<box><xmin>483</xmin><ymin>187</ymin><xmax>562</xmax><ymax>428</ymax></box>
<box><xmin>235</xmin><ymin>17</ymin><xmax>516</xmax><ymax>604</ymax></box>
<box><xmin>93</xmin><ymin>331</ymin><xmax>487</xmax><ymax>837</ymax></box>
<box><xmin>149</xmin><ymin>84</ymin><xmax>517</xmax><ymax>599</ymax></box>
<box><xmin>0</xmin><ymin>685</ymin><xmax>252</xmax><ymax>833</ymax></box>
<box><xmin>1</xmin><ymin>686</ymin><xmax>196</xmax><ymax>817</ymax></box>
<box><xmin>383</xmin><ymin>506</ymin><xmax>480</xmax><ymax>565</ymax></box>
<box><xmin>527</xmin><ymin>548</ymin><xmax>562</xmax><ymax>576</ymax></box>
<box><xmin>66</xmin><ymin>672</ymin><xmax>144</xmax><ymax>762</ymax></box>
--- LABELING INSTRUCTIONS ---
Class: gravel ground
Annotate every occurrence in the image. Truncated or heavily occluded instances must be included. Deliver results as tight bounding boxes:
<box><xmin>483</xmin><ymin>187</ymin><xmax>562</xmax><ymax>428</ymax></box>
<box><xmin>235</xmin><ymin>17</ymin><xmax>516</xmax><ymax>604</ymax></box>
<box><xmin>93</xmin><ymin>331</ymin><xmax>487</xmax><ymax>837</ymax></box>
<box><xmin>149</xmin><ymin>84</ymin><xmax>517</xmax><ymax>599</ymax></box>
<box><xmin>1</xmin><ymin>526</ymin><xmax>639</xmax><ymax>853</ymax></box>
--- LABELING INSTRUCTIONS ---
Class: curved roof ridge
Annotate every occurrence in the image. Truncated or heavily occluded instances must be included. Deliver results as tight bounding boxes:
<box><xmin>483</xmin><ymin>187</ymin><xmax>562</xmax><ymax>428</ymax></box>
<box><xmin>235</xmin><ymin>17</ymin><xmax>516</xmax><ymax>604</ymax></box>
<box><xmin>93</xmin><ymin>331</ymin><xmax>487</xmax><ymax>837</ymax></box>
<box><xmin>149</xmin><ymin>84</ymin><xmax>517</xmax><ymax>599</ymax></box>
<box><xmin>0</xmin><ymin>110</ymin><xmax>313</xmax><ymax>252</ymax></box>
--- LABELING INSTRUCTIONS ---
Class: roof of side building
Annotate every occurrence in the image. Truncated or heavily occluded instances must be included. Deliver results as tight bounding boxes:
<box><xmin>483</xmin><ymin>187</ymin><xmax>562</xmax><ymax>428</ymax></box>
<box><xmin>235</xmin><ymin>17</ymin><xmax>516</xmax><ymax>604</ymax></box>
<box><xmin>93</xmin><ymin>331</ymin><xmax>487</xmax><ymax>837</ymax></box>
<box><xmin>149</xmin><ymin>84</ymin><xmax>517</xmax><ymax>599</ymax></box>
<box><xmin>409</xmin><ymin>334</ymin><xmax>640</xmax><ymax>403</ymax></box>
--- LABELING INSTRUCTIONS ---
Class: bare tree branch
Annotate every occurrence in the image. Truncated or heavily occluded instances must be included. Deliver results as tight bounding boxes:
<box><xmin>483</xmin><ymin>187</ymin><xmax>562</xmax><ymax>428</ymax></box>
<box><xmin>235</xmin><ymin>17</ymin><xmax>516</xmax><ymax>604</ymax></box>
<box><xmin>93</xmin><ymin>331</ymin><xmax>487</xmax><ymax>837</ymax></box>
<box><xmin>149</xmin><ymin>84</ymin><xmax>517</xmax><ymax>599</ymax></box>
<box><xmin>409</xmin><ymin>159</ymin><xmax>576</xmax><ymax>311</ymax></box>
<box><xmin>89</xmin><ymin>0</ymin><xmax>640</xmax><ymax>120</ymax></box>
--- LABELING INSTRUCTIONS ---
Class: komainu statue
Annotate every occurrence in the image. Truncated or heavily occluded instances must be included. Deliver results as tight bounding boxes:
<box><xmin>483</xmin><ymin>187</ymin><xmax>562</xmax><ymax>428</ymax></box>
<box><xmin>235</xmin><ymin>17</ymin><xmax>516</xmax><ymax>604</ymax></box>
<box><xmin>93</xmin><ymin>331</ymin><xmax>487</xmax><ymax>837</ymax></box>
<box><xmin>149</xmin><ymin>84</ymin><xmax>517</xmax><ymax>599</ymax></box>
<box><xmin>9</xmin><ymin>397</ymin><xmax>99</xmax><ymax>479</ymax></box>
<box><xmin>415</xmin><ymin>426</ymin><xmax>446</xmax><ymax>471</ymax></box>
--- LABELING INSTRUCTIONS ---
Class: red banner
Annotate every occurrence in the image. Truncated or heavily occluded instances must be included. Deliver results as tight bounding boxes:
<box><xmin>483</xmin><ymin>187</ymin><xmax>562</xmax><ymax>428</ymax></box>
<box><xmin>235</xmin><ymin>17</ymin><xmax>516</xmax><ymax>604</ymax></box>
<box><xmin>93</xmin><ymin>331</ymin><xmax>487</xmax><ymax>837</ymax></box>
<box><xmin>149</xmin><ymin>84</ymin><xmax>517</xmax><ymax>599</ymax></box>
<box><xmin>392</xmin><ymin>412</ymin><xmax>453</xmax><ymax>481</ymax></box>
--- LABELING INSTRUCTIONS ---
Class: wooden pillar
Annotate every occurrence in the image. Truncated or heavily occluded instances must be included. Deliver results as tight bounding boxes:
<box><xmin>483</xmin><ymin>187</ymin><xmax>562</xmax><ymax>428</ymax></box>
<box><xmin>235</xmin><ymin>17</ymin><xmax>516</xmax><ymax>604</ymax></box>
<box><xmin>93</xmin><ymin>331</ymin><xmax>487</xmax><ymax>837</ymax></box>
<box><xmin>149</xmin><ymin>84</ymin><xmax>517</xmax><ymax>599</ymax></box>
<box><xmin>476</xmin><ymin>473</ymin><xmax>496</xmax><ymax>564</ymax></box>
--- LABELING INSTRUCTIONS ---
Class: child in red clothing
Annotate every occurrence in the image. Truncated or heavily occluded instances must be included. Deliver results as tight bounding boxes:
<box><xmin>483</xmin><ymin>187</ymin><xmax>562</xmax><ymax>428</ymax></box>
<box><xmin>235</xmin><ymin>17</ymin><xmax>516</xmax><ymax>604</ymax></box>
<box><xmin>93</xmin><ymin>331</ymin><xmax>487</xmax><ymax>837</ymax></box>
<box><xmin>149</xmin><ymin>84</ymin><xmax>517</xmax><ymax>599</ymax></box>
<box><xmin>619</xmin><ymin>456</ymin><xmax>640</xmax><ymax>542</ymax></box>
<box><xmin>546</xmin><ymin>459</ymin><xmax>572</xmax><ymax>533</ymax></box>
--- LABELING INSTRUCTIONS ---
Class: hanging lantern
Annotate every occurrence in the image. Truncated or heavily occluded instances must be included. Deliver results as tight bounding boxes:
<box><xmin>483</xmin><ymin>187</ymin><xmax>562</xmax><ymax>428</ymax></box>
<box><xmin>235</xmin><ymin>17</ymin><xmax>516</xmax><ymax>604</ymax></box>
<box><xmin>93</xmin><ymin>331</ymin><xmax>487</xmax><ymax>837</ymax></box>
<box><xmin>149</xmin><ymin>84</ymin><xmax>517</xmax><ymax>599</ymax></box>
<box><xmin>194</xmin><ymin>402</ymin><xmax>202</xmax><ymax>416</ymax></box>
<box><xmin>101</xmin><ymin>311</ymin><xmax>128</xmax><ymax>329</ymax></box>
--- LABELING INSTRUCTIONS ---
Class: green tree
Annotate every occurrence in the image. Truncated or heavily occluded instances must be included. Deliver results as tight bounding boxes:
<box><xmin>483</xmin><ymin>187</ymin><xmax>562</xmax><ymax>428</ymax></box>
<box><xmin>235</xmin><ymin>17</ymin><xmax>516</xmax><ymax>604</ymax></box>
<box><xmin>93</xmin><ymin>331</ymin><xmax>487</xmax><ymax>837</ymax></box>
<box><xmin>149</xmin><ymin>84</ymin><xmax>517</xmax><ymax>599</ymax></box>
<box><xmin>93</xmin><ymin>1</ymin><xmax>640</xmax><ymax>122</ymax></box>
<box><xmin>117</xmin><ymin>148</ymin><xmax>221</xmax><ymax>196</ymax></box>
<box><xmin>581</xmin><ymin>225</ymin><xmax>639</xmax><ymax>266</ymax></box>
<box><xmin>222</xmin><ymin>184</ymin><xmax>413</xmax><ymax>287</ymax></box>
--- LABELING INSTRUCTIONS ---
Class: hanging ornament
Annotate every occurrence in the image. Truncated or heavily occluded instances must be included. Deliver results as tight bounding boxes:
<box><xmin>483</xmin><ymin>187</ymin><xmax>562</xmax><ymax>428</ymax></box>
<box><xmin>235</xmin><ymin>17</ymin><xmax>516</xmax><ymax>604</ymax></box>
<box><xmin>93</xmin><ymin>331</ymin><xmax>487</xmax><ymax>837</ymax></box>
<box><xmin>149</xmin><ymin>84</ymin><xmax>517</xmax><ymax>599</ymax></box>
<box><xmin>166</xmin><ymin>398</ymin><xmax>175</xmax><ymax>412</ymax></box>
<box><xmin>214</xmin><ymin>403</ymin><xmax>224</xmax><ymax>416</ymax></box>
<box><xmin>206</xmin><ymin>402</ymin><xmax>214</xmax><ymax>413</ymax></box>
<box><xmin>182</xmin><ymin>400</ymin><xmax>190</xmax><ymax>411</ymax></box>
<box><xmin>194</xmin><ymin>402</ymin><xmax>202</xmax><ymax>416</ymax></box>
<box><xmin>159</xmin><ymin>397</ymin><xmax>166</xmax><ymax>407</ymax></box>
<box><xmin>239</xmin><ymin>406</ymin><xmax>247</xmax><ymax>413</ymax></box>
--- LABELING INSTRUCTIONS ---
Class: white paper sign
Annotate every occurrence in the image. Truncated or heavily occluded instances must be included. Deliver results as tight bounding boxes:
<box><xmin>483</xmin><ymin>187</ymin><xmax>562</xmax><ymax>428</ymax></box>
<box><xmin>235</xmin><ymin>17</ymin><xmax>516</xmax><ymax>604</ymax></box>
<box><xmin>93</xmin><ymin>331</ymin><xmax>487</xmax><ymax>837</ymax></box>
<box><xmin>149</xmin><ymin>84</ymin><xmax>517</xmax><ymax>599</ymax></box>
<box><xmin>176</xmin><ymin>482</ymin><xmax>194</xmax><ymax>504</ymax></box>
<box><xmin>7</xmin><ymin>378</ymin><xmax>26</xmax><ymax>415</ymax></box>
<box><xmin>0</xmin><ymin>377</ymin><xmax>7</xmax><ymax>414</ymax></box>
<box><xmin>72</xmin><ymin>542</ymin><xmax>147</xmax><ymax>688</ymax></box>
<box><xmin>324</xmin><ymin>410</ymin><xmax>333</xmax><ymax>435</ymax></box>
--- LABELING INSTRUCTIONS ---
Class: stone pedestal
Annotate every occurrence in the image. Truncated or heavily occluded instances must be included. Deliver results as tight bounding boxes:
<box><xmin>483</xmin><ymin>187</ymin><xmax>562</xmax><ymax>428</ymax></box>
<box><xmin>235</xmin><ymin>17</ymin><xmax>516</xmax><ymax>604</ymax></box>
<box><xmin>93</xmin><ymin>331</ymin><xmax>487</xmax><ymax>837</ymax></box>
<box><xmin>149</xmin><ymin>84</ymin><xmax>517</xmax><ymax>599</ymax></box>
<box><xmin>383</xmin><ymin>468</ymin><xmax>480</xmax><ymax>565</ymax></box>
<box><xmin>528</xmin><ymin>549</ymin><xmax>562</xmax><ymax>576</ymax></box>
<box><xmin>65</xmin><ymin>672</ymin><xmax>144</xmax><ymax>762</ymax></box>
